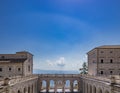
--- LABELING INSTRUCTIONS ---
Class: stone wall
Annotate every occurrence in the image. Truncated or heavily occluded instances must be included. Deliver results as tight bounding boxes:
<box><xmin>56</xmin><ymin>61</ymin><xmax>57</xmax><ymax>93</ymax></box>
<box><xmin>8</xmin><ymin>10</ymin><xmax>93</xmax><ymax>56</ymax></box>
<box><xmin>87</xmin><ymin>46</ymin><xmax>120</xmax><ymax>76</ymax></box>
<box><xmin>81</xmin><ymin>75</ymin><xmax>120</xmax><ymax>93</ymax></box>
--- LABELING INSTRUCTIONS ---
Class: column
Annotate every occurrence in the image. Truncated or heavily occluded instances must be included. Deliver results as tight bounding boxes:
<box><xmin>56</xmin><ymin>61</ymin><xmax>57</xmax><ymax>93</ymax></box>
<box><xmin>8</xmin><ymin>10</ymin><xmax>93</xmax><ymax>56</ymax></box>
<box><xmin>46</xmin><ymin>80</ymin><xmax>50</xmax><ymax>93</ymax></box>
<box><xmin>38</xmin><ymin>81</ymin><xmax>42</xmax><ymax>92</ymax></box>
<box><xmin>62</xmin><ymin>81</ymin><xmax>65</xmax><ymax>93</ymax></box>
<box><xmin>70</xmin><ymin>81</ymin><xmax>73</xmax><ymax>92</ymax></box>
<box><xmin>83</xmin><ymin>82</ymin><xmax>84</xmax><ymax>93</ymax></box>
<box><xmin>39</xmin><ymin>81</ymin><xmax>42</xmax><ymax>93</ymax></box>
<box><xmin>54</xmin><ymin>81</ymin><xmax>57</xmax><ymax>93</ymax></box>
<box><xmin>78</xmin><ymin>81</ymin><xmax>81</xmax><ymax>93</ymax></box>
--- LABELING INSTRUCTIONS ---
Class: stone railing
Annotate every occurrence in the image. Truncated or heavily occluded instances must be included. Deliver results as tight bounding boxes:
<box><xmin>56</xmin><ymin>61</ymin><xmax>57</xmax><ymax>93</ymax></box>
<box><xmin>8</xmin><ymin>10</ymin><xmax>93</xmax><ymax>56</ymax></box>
<box><xmin>81</xmin><ymin>74</ymin><xmax>111</xmax><ymax>83</ymax></box>
<box><xmin>112</xmin><ymin>75</ymin><xmax>120</xmax><ymax>84</ymax></box>
<box><xmin>9</xmin><ymin>75</ymin><xmax>38</xmax><ymax>86</ymax></box>
<box><xmin>39</xmin><ymin>74</ymin><xmax>80</xmax><ymax>78</ymax></box>
<box><xmin>81</xmin><ymin>74</ymin><xmax>120</xmax><ymax>84</ymax></box>
<box><xmin>0</xmin><ymin>80</ymin><xmax>4</xmax><ymax>86</ymax></box>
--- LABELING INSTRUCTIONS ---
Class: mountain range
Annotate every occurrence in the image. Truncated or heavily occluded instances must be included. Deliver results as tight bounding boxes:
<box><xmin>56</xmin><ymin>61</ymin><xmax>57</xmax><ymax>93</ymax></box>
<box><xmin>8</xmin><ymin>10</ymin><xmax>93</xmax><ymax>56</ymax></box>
<box><xmin>33</xmin><ymin>69</ymin><xmax>79</xmax><ymax>74</ymax></box>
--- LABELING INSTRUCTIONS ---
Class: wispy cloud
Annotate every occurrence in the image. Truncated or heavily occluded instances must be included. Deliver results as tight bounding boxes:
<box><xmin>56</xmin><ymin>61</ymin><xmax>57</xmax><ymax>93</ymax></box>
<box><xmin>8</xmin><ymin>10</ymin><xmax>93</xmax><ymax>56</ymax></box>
<box><xmin>47</xmin><ymin>57</ymin><xmax>66</xmax><ymax>68</ymax></box>
<box><xmin>46</xmin><ymin>60</ymin><xmax>54</xmax><ymax>66</ymax></box>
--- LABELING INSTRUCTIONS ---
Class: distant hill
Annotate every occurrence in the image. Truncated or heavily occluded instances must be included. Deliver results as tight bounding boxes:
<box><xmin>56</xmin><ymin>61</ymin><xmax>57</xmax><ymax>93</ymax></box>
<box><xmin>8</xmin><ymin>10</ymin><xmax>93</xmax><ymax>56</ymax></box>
<box><xmin>33</xmin><ymin>69</ymin><xmax>79</xmax><ymax>74</ymax></box>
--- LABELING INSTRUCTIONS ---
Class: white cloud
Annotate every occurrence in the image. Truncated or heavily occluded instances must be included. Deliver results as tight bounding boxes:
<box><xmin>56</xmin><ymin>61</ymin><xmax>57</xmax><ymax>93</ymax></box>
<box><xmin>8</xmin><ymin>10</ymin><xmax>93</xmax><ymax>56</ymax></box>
<box><xmin>46</xmin><ymin>57</ymin><xmax>66</xmax><ymax>68</ymax></box>
<box><xmin>46</xmin><ymin>60</ymin><xmax>54</xmax><ymax>66</ymax></box>
<box><xmin>56</xmin><ymin>57</ymin><xmax>65</xmax><ymax>67</ymax></box>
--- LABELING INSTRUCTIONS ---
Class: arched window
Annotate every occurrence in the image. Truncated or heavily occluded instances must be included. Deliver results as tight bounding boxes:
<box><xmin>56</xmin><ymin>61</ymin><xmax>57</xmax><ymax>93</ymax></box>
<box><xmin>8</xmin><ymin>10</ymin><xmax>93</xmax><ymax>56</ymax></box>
<box><xmin>18</xmin><ymin>90</ymin><xmax>20</xmax><ymax>93</ymax></box>
<box><xmin>110</xmin><ymin>59</ymin><xmax>113</xmax><ymax>63</ymax></box>
<box><xmin>101</xmin><ymin>59</ymin><xmax>103</xmax><ymax>63</ymax></box>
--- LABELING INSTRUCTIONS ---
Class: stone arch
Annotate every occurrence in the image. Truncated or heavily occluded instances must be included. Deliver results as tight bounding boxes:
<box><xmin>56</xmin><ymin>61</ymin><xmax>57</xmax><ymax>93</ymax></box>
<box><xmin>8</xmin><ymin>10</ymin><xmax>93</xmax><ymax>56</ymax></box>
<box><xmin>24</xmin><ymin>87</ymin><xmax>27</xmax><ymax>93</ymax></box>
<box><xmin>73</xmin><ymin>80</ymin><xmax>78</xmax><ymax>92</ymax></box>
<box><xmin>65</xmin><ymin>80</ymin><xmax>70</xmax><ymax>92</ymax></box>
<box><xmin>86</xmin><ymin>83</ymin><xmax>88</xmax><ymax>93</ymax></box>
<box><xmin>28</xmin><ymin>86</ymin><xmax>30</xmax><ymax>93</ymax></box>
<box><xmin>104</xmin><ymin>90</ymin><xmax>110</xmax><ymax>93</ymax></box>
<box><xmin>82</xmin><ymin>81</ymin><xmax>85</xmax><ymax>93</ymax></box>
<box><xmin>98</xmin><ymin>88</ymin><xmax>103</xmax><ymax>93</ymax></box>
<box><xmin>12</xmin><ymin>91</ymin><xmax>15</xmax><ymax>93</ymax></box>
<box><xmin>49</xmin><ymin>80</ymin><xmax>55</xmax><ymax>92</ymax></box>
<box><xmin>18</xmin><ymin>90</ymin><xmax>21</xmax><ymax>93</ymax></box>
<box><xmin>41</xmin><ymin>80</ymin><xmax>47</xmax><ymax>92</ymax></box>
<box><xmin>93</xmin><ymin>85</ymin><xmax>96</xmax><ymax>93</ymax></box>
<box><xmin>32</xmin><ymin>84</ymin><xmax>34</xmax><ymax>93</ymax></box>
<box><xmin>65</xmin><ymin>80</ymin><xmax>70</xmax><ymax>88</ymax></box>
<box><xmin>89</xmin><ymin>84</ymin><xmax>92</xmax><ymax>93</ymax></box>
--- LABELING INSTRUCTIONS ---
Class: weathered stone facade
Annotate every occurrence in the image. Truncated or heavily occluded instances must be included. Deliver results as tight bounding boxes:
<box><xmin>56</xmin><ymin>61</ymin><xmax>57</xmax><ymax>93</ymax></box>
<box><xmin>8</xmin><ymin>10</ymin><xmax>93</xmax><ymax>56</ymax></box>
<box><xmin>0</xmin><ymin>51</ymin><xmax>33</xmax><ymax>77</ymax></box>
<box><xmin>38</xmin><ymin>74</ymin><xmax>81</xmax><ymax>93</ymax></box>
<box><xmin>87</xmin><ymin>45</ymin><xmax>120</xmax><ymax>76</ymax></box>
<box><xmin>0</xmin><ymin>47</ymin><xmax>120</xmax><ymax>93</ymax></box>
<box><xmin>0</xmin><ymin>51</ymin><xmax>38</xmax><ymax>93</ymax></box>
<box><xmin>80</xmin><ymin>75</ymin><xmax>120</xmax><ymax>93</ymax></box>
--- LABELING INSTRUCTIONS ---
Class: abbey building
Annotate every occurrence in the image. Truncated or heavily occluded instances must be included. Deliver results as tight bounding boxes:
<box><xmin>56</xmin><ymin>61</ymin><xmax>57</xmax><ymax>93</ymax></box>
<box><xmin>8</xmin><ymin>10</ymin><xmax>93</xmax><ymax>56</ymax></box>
<box><xmin>87</xmin><ymin>45</ymin><xmax>120</xmax><ymax>76</ymax></box>
<box><xmin>0</xmin><ymin>45</ymin><xmax>120</xmax><ymax>93</ymax></box>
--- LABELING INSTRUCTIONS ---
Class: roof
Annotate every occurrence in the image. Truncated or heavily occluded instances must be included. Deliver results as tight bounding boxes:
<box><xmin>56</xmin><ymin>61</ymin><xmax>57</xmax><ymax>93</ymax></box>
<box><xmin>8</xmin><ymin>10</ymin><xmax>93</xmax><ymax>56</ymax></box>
<box><xmin>87</xmin><ymin>45</ymin><xmax>120</xmax><ymax>54</ymax></box>
<box><xmin>96</xmin><ymin>45</ymin><xmax>120</xmax><ymax>48</ymax></box>
<box><xmin>16</xmin><ymin>51</ymin><xmax>33</xmax><ymax>56</ymax></box>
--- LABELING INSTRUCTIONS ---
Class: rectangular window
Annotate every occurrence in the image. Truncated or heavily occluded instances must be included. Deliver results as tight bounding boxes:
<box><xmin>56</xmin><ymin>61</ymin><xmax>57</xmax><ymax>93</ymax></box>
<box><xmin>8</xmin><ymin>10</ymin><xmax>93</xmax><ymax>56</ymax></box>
<box><xmin>101</xmin><ymin>51</ymin><xmax>104</xmax><ymax>53</ymax></box>
<box><xmin>18</xmin><ymin>68</ymin><xmax>21</xmax><ymax>71</ymax></box>
<box><xmin>9</xmin><ymin>68</ymin><xmax>11</xmax><ymax>71</ymax></box>
<box><xmin>110</xmin><ymin>59</ymin><xmax>113</xmax><ymax>63</ymax></box>
<box><xmin>110</xmin><ymin>51</ymin><xmax>113</xmax><ymax>53</ymax></box>
<box><xmin>1</xmin><ymin>56</ymin><xmax>5</xmax><ymax>59</ymax></box>
<box><xmin>110</xmin><ymin>71</ymin><xmax>113</xmax><ymax>74</ymax></box>
<box><xmin>28</xmin><ymin>65</ymin><xmax>30</xmax><ymax>72</ymax></box>
<box><xmin>101</xmin><ymin>59</ymin><xmax>103</xmax><ymax>63</ymax></box>
<box><xmin>0</xmin><ymin>68</ymin><xmax>2</xmax><ymax>72</ymax></box>
<box><xmin>100</xmin><ymin>71</ymin><xmax>103</xmax><ymax>74</ymax></box>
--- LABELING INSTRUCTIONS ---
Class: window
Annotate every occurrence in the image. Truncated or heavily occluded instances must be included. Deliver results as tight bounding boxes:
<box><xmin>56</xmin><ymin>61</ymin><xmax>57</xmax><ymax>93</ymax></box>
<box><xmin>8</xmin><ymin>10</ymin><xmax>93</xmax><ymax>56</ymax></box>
<box><xmin>110</xmin><ymin>59</ymin><xmax>113</xmax><ymax>63</ymax></box>
<box><xmin>101</xmin><ymin>51</ymin><xmax>104</xmax><ymax>53</ymax></box>
<box><xmin>101</xmin><ymin>59</ymin><xmax>103</xmax><ymax>63</ymax></box>
<box><xmin>18</xmin><ymin>90</ymin><xmax>20</xmax><ymax>93</ymax></box>
<box><xmin>1</xmin><ymin>56</ymin><xmax>5</xmax><ymax>59</ymax></box>
<box><xmin>28</xmin><ymin>65</ymin><xmax>30</xmax><ymax>72</ymax></box>
<box><xmin>18</xmin><ymin>68</ymin><xmax>21</xmax><ymax>71</ymax></box>
<box><xmin>0</xmin><ymin>68</ymin><xmax>2</xmax><ymax>72</ymax></box>
<box><xmin>9</xmin><ymin>68</ymin><xmax>11</xmax><ymax>71</ymax></box>
<box><xmin>93</xmin><ymin>60</ymin><xmax>95</xmax><ymax>63</ymax></box>
<box><xmin>100</xmin><ymin>71</ymin><xmax>103</xmax><ymax>74</ymax></box>
<box><xmin>110</xmin><ymin>71</ymin><xmax>113</xmax><ymax>74</ymax></box>
<box><xmin>110</xmin><ymin>51</ymin><xmax>113</xmax><ymax>53</ymax></box>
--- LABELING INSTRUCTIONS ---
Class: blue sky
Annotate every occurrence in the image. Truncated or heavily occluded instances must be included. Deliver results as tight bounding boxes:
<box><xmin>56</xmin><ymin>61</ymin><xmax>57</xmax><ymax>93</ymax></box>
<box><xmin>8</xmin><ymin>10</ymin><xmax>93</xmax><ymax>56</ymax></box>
<box><xmin>0</xmin><ymin>0</ymin><xmax>120</xmax><ymax>71</ymax></box>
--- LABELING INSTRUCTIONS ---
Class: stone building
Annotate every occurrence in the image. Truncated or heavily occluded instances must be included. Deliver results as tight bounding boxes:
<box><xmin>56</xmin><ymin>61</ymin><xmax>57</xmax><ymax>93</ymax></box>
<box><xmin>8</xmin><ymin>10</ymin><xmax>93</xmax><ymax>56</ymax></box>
<box><xmin>87</xmin><ymin>45</ymin><xmax>120</xmax><ymax>76</ymax></box>
<box><xmin>0</xmin><ymin>48</ymin><xmax>120</xmax><ymax>93</ymax></box>
<box><xmin>0</xmin><ymin>51</ymin><xmax>38</xmax><ymax>93</ymax></box>
<box><xmin>0</xmin><ymin>51</ymin><xmax>33</xmax><ymax>77</ymax></box>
